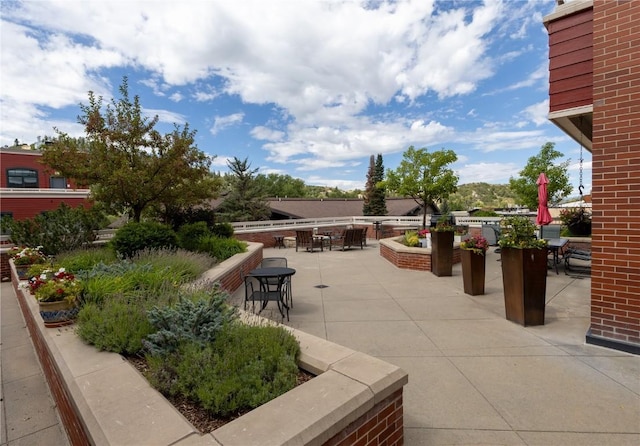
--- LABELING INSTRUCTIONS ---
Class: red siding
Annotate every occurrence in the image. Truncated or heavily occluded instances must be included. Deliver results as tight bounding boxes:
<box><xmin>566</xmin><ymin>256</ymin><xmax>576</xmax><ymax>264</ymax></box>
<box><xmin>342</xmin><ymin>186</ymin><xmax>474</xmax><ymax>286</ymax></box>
<box><xmin>548</xmin><ymin>8</ymin><xmax>593</xmax><ymax>112</ymax></box>
<box><xmin>590</xmin><ymin>0</ymin><xmax>640</xmax><ymax>349</ymax></box>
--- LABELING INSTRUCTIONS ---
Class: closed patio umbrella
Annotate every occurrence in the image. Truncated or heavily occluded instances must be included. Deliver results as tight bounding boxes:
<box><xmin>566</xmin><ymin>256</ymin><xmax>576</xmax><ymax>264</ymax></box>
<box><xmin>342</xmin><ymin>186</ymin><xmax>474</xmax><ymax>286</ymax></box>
<box><xmin>536</xmin><ymin>172</ymin><xmax>553</xmax><ymax>226</ymax></box>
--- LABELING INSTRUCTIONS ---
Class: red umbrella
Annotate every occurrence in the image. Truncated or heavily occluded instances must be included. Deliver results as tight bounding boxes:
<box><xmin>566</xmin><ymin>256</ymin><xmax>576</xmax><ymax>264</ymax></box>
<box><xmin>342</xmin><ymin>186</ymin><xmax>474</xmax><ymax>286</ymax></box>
<box><xmin>536</xmin><ymin>172</ymin><xmax>553</xmax><ymax>226</ymax></box>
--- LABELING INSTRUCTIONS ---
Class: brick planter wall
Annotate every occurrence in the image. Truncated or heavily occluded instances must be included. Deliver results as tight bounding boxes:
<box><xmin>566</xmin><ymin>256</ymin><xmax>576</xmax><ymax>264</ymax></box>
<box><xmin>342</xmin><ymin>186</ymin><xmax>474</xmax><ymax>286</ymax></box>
<box><xmin>589</xmin><ymin>0</ymin><xmax>640</xmax><ymax>353</ymax></box>
<box><xmin>10</xmin><ymin>244</ymin><xmax>408</xmax><ymax>445</ymax></box>
<box><xmin>379</xmin><ymin>237</ymin><xmax>461</xmax><ymax>272</ymax></box>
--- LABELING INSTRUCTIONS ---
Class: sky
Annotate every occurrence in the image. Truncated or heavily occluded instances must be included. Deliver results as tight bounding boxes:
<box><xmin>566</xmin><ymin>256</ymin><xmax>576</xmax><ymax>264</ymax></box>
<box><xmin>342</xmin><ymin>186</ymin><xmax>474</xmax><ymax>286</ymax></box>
<box><xmin>0</xmin><ymin>0</ymin><xmax>592</xmax><ymax>196</ymax></box>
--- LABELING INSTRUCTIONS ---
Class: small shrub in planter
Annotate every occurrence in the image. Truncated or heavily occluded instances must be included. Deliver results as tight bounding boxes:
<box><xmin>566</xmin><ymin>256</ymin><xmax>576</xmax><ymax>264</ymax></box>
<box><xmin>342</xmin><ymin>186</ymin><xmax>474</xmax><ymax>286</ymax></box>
<box><xmin>210</xmin><ymin>222</ymin><xmax>235</xmax><ymax>238</ymax></box>
<box><xmin>146</xmin><ymin>322</ymin><xmax>300</xmax><ymax>417</ymax></box>
<box><xmin>177</xmin><ymin>221</ymin><xmax>211</xmax><ymax>251</ymax></box>
<box><xmin>197</xmin><ymin>235</ymin><xmax>246</xmax><ymax>261</ymax></box>
<box><xmin>110</xmin><ymin>221</ymin><xmax>177</xmax><ymax>258</ymax></box>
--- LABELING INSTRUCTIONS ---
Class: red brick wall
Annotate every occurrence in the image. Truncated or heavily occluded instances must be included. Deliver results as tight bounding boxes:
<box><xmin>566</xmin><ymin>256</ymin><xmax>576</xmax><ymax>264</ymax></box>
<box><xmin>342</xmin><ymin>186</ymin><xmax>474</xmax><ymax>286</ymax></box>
<box><xmin>324</xmin><ymin>389</ymin><xmax>404</xmax><ymax>446</ymax></box>
<box><xmin>590</xmin><ymin>0</ymin><xmax>640</xmax><ymax>350</ymax></box>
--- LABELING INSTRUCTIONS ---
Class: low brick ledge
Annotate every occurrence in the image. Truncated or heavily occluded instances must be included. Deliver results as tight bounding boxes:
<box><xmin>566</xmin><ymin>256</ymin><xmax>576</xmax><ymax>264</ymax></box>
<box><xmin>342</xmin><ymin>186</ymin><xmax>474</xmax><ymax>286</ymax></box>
<box><xmin>10</xmin><ymin>245</ymin><xmax>408</xmax><ymax>446</ymax></box>
<box><xmin>379</xmin><ymin>236</ymin><xmax>461</xmax><ymax>271</ymax></box>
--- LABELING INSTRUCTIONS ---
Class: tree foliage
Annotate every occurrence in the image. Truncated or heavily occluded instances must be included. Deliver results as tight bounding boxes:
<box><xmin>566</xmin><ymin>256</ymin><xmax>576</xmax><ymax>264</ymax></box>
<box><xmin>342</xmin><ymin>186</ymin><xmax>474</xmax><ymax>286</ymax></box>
<box><xmin>508</xmin><ymin>142</ymin><xmax>572</xmax><ymax>210</ymax></box>
<box><xmin>363</xmin><ymin>154</ymin><xmax>387</xmax><ymax>216</ymax></box>
<box><xmin>217</xmin><ymin>157</ymin><xmax>271</xmax><ymax>222</ymax></box>
<box><xmin>384</xmin><ymin>146</ymin><xmax>458</xmax><ymax>228</ymax></box>
<box><xmin>41</xmin><ymin>77</ymin><xmax>219</xmax><ymax>222</ymax></box>
<box><xmin>253</xmin><ymin>173</ymin><xmax>307</xmax><ymax>198</ymax></box>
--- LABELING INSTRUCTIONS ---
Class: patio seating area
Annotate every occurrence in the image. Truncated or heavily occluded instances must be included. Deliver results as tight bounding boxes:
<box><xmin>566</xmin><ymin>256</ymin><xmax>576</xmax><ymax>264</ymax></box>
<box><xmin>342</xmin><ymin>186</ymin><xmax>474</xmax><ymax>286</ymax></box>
<box><xmin>230</xmin><ymin>239</ymin><xmax>640</xmax><ymax>445</ymax></box>
<box><xmin>2</xmin><ymin>237</ymin><xmax>638</xmax><ymax>445</ymax></box>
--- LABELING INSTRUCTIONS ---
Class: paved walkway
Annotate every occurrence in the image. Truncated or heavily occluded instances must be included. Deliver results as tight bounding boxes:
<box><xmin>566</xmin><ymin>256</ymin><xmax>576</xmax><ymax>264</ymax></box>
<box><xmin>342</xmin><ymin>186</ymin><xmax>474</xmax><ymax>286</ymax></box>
<box><xmin>2</xmin><ymin>241</ymin><xmax>638</xmax><ymax>445</ymax></box>
<box><xmin>1</xmin><ymin>281</ymin><xmax>68</xmax><ymax>446</ymax></box>
<box><xmin>233</xmin><ymin>242</ymin><xmax>640</xmax><ymax>445</ymax></box>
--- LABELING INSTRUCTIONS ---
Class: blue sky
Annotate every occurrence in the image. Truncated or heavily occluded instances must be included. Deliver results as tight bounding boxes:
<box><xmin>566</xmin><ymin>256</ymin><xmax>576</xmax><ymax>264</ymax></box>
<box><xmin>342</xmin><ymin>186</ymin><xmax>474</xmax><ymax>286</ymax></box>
<box><xmin>1</xmin><ymin>0</ymin><xmax>591</xmax><ymax>196</ymax></box>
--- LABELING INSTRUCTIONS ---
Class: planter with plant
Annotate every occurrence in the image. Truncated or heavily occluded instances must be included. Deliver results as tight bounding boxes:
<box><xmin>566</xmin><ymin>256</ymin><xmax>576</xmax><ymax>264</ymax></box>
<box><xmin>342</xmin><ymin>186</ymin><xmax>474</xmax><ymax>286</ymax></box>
<box><xmin>33</xmin><ymin>268</ymin><xmax>83</xmax><ymax>327</ymax></box>
<box><xmin>430</xmin><ymin>217</ymin><xmax>455</xmax><ymax>276</ymax></box>
<box><xmin>559</xmin><ymin>207</ymin><xmax>591</xmax><ymax>237</ymax></box>
<box><xmin>9</xmin><ymin>246</ymin><xmax>47</xmax><ymax>280</ymax></box>
<box><xmin>498</xmin><ymin>216</ymin><xmax>548</xmax><ymax>326</ymax></box>
<box><xmin>459</xmin><ymin>235</ymin><xmax>489</xmax><ymax>296</ymax></box>
<box><xmin>418</xmin><ymin>228</ymin><xmax>431</xmax><ymax>248</ymax></box>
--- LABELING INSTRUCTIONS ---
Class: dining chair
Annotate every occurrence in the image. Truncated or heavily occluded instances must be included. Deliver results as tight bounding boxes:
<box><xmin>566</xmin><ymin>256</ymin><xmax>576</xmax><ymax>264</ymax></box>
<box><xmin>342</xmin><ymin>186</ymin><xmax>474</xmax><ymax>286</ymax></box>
<box><xmin>295</xmin><ymin>230</ymin><xmax>323</xmax><ymax>252</ymax></box>
<box><xmin>261</xmin><ymin>257</ymin><xmax>293</xmax><ymax>308</ymax></box>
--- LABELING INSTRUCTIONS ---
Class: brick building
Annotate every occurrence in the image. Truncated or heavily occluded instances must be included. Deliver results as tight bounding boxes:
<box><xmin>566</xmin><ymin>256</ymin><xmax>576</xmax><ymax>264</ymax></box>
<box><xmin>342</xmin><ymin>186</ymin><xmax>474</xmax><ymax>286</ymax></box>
<box><xmin>0</xmin><ymin>145</ymin><xmax>91</xmax><ymax>221</ymax></box>
<box><xmin>545</xmin><ymin>0</ymin><xmax>639</xmax><ymax>354</ymax></box>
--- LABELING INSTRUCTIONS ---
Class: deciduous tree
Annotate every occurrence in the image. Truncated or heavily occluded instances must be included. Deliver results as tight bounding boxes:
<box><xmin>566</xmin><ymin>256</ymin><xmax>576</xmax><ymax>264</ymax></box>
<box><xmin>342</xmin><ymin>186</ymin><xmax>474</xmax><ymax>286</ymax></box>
<box><xmin>384</xmin><ymin>146</ymin><xmax>458</xmax><ymax>228</ymax></box>
<box><xmin>41</xmin><ymin>78</ymin><xmax>218</xmax><ymax>222</ymax></box>
<box><xmin>509</xmin><ymin>142</ymin><xmax>572</xmax><ymax>210</ymax></box>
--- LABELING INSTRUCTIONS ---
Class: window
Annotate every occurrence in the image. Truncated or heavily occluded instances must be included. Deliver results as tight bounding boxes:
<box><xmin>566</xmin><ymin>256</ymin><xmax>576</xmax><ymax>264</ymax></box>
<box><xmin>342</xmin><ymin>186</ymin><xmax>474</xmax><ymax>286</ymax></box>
<box><xmin>50</xmin><ymin>176</ymin><xmax>67</xmax><ymax>189</ymax></box>
<box><xmin>7</xmin><ymin>168</ymin><xmax>38</xmax><ymax>188</ymax></box>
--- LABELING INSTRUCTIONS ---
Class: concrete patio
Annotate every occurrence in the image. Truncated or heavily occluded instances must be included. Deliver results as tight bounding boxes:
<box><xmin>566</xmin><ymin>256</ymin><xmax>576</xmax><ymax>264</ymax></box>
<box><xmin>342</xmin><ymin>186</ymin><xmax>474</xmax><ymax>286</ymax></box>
<box><xmin>1</xmin><ymin>239</ymin><xmax>639</xmax><ymax>445</ymax></box>
<box><xmin>233</xmin><ymin>241</ymin><xmax>640</xmax><ymax>445</ymax></box>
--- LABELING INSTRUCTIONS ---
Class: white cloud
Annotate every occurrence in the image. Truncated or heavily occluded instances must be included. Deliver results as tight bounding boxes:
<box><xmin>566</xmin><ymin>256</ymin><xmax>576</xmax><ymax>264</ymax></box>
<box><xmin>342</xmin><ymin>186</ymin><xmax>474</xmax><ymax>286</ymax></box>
<box><xmin>250</xmin><ymin>126</ymin><xmax>285</xmax><ymax>142</ymax></box>
<box><xmin>456</xmin><ymin>162</ymin><xmax>520</xmax><ymax>184</ymax></box>
<box><xmin>523</xmin><ymin>99</ymin><xmax>550</xmax><ymax>126</ymax></box>
<box><xmin>143</xmin><ymin>109</ymin><xmax>186</xmax><ymax>125</ymax></box>
<box><xmin>210</xmin><ymin>113</ymin><xmax>244</xmax><ymax>135</ymax></box>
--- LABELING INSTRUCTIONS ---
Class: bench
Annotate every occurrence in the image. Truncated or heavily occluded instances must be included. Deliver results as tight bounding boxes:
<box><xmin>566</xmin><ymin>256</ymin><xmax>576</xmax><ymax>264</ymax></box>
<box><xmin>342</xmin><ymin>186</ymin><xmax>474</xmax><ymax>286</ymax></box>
<box><xmin>564</xmin><ymin>248</ymin><xmax>591</xmax><ymax>275</ymax></box>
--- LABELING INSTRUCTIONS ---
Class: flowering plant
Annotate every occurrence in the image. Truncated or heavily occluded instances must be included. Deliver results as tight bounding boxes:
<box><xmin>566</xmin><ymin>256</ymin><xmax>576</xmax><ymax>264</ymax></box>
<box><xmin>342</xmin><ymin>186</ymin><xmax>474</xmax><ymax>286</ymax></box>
<box><xmin>559</xmin><ymin>207</ymin><xmax>591</xmax><ymax>226</ymax></box>
<box><xmin>460</xmin><ymin>235</ymin><xmax>490</xmax><ymax>255</ymax></box>
<box><xmin>9</xmin><ymin>246</ymin><xmax>47</xmax><ymax>265</ymax></box>
<box><xmin>403</xmin><ymin>231</ymin><xmax>420</xmax><ymax>247</ymax></box>
<box><xmin>33</xmin><ymin>268</ymin><xmax>83</xmax><ymax>303</ymax></box>
<box><xmin>418</xmin><ymin>229</ymin><xmax>430</xmax><ymax>238</ymax></box>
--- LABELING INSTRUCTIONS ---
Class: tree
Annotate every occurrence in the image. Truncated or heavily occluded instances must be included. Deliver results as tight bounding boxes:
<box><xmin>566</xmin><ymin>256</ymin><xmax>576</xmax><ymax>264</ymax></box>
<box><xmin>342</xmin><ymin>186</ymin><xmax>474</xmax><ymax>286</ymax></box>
<box><xmin>217</xmin><ymin>157</ymin><xmax>271</xmax><ymax>222</ymax></box>
<box><xmin>253</xmin><ymin>173</ymin><xmax>308</xmax><ymax>197</ymax></box>
<box><xmin>383</xmin><ymin>146</ymin><xmax>458</xmax><ymax>228</ymax></box>
<box><xmin>509</xmin><ymin>142</ymin><xmax>572</xmax><ymax>210</ymax></box>
<box><xmin>363</xmin><ymin>154</ymin><xmax>387</xmax><ymax>215</ymax></box>
<box><xmin>41</xmin><ymin>77</ymin><xmax>218</xmax><ymax>222</ymax></box>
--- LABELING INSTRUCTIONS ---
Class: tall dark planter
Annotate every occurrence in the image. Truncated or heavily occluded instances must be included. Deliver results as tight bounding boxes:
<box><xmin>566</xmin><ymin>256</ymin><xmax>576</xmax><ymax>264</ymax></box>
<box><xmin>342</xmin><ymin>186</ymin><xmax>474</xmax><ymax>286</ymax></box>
<box><xmin>461</xmin><ymin>249</ymin><xmax>485</xmax><ymax>295</ymax></box>
<box><xmin>568</xmin><ymin>221</ymin><xmax>591</xmax><ymax>236</ymax></box>
<box><xmin>500</xmin><ymin>247</ymin><xmax>548</xmax><ymax>326</ymax></box>
<box><xmin>431</xmin><ymin>231</ymin><xmax>454</xmax><ymax>277</ymax></box>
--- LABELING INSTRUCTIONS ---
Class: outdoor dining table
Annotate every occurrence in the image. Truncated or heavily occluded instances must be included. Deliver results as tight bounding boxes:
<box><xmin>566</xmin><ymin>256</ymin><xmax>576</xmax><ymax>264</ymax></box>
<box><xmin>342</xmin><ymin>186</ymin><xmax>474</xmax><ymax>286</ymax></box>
<box><xmin>248</xmin><ymin>267</ymin><xmax>296</xmax><ymax>319</ymax></box>
<box><xmin>546</xmin><ymin>238</ymin><xmax>569</xmax><ymax>274</ymax></box>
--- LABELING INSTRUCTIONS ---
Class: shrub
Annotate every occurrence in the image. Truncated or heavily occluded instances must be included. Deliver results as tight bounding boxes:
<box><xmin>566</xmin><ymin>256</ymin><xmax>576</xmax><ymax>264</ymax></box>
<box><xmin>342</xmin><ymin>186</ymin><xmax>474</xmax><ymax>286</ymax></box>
<box><xmin>473</xmin><ymin>210</ymin><xmax>500</xmax><ymax>217</ymax></box>
<box><xmin>210</xmin><ymin>222</ymin><xmax>235</xmax><ymax>238</ymax></box>
<box><xmin>177</xmin><ymin>222</ymin><xmax>211</xmax><ymax>251</ymax></box>
<box><xmin>110</xmin><ymin>221</ymin><xmax>177</xmax><ymax>258</ymax></box>
<box><xmin>197</xmin><ymin>235</ymin><xmax>246</xmax><ymax>261</ymax></box>
<box><xmin>5</xmin><ymin>203</ymin><xmax>107</xmax><ymax>255</ymax></box>
<box><xmin>403</xmin><ymin>231</ymin><xmax>419</xmax><ymax>247</ymax></box>
<box><xmin>76</xmin><ymin>294</ymin><xmax>157</xmax><ymax>355</ymax></box>
<box><xmin>144</xmin><ymin>288</ymin><xmax>237</xmax><ymax>356</ymax></box>
<box><xmin>134</xmin><ymin>249</ymin><xmax>216</xmax><ymax>283</ymax></box>
<box><xmin>55</xmin><ymin>247</ymin><xmax>117</xmax><ymax>272</ymax></box>
<box><xmin>146</xmin><ymin>322</ymin><xmax>300</xmax><ymax>417</ymax></box>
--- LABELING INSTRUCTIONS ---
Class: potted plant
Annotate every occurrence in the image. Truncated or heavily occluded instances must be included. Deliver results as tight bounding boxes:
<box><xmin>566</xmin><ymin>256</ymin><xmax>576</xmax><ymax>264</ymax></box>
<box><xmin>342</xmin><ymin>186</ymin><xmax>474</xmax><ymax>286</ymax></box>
<box><xmin>430</xmin><ymin>216</ymin><xmax>455</xmax><ymax>276</ymax></box>
<box><xmin>498</xmin><ymin>216</ymin><xmax>548</xmax><ymax>326</ymax></box>
<box><xmin>559</xmin><ymin>207</ymin><xmax>592</xmax><ymax>236</ymax></box>
<box><xmin>33</xmin><ymin>268</ymin><xmax>83</xmax><ymax>327</ymax></box>
<box><xmin>418</xmin><ymin>228</ymin><xmax>431</xmax><ymax>248</ymax></box>
<box><xmin>459</xmin><ymin>235</ymin><xmax>489</xmax><ymax>295</ymax></box>
<box><xmin>9</xmin><ymin>246</ymin><xmax>47</xmax><ymax>280</ymax></box>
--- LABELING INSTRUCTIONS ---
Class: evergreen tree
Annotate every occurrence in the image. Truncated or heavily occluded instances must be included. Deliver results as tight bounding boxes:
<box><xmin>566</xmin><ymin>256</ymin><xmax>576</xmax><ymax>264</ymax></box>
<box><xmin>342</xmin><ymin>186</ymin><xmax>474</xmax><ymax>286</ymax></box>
<box><xmin>371</xmin><ymin>153</ymin><xmax>387</xmax><ymax>215</ymax></box>
<box><xmin>217</xmin><ymin>157</ymin><xmax>271</xmax><ymax>222</ymax></box>
<box><xmin>363</xmin><ymin>155</ymin><xmax>376</xmax><ymax>215</ymax></box>
<box><xmin>363</xmin><ymin>154</ymin><xmax>387</xmax><ymax>216</ymax></box>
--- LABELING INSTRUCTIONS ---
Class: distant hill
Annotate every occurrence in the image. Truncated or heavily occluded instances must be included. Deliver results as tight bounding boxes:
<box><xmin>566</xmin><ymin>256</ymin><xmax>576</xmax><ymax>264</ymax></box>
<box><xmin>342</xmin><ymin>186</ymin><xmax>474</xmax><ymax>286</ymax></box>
<box><xmin>448</xmin><ymin>183</ymin><xmax>518</xmax><ymax>211</ymax></box>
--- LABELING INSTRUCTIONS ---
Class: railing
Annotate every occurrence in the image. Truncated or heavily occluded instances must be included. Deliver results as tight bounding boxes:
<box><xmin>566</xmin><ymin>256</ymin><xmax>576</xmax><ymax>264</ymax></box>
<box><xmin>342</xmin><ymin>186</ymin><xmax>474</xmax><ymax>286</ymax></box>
<box><xmin>231</xmin><ymin>216</ymin><xmax>423</xmax><ymax>233</ymax></box>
